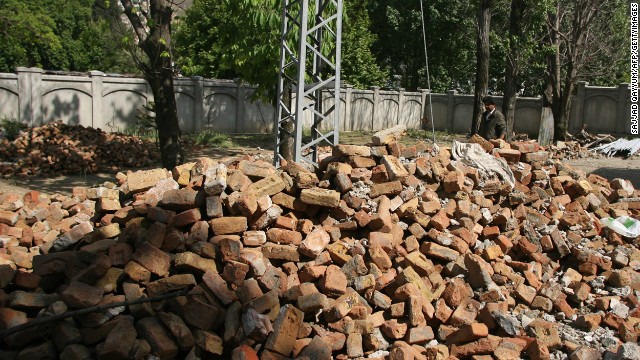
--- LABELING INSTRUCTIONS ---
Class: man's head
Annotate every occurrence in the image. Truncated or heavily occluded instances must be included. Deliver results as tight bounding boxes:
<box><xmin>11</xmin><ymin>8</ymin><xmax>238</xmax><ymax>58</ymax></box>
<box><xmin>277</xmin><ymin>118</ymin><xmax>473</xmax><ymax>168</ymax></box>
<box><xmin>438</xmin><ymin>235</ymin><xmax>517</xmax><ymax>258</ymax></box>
<box><xmin>482</xmin><ymin>96</ymin><xmax>496</xmax><ymax>112</ymax></box>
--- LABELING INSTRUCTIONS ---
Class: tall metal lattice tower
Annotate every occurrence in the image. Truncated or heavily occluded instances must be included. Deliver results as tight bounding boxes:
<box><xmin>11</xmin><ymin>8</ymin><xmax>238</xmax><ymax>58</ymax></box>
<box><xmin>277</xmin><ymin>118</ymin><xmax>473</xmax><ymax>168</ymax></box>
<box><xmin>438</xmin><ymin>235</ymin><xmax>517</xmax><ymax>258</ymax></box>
<box><xmin>273</xmin><ymin>0</ymin><xmax>343</xmax><ymax>167</ymax></box>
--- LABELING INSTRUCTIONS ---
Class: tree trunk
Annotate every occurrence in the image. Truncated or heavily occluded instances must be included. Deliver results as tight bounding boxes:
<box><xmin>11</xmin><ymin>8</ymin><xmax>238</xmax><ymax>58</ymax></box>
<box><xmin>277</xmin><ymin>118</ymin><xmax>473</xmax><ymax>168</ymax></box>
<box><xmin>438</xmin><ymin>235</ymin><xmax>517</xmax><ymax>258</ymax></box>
<box><xmin>120</xmin><ymin>0</ymin><xmax>183</xmax><ymax>169</ymax></box>
<box><xmin>545</xmin><ymin>0</ymin><xmax>599</xmax><ymax>142</ymax></box>
<box><xmin>148</xmin><ymin>72</ymin><xmax>183</xmax><ymax>169</ymax></box>
<box><xmin>471</xmin><ymin>0</ymin><xmax>492</xmax><ymax>136</ymax></box>
<box><xmin>502</xmin><ymin>0</ymin><xmax>525</xmax><ymax>142</ymax></box>
<box><xmin>557</xmin><ymin>65</ymin><xmax>577</xmax><ymax>139</ymax></box>
<box><xmin>544</xmin><ymin>4</ymin><xmax>564</xmax><ymax>141</ymax></box>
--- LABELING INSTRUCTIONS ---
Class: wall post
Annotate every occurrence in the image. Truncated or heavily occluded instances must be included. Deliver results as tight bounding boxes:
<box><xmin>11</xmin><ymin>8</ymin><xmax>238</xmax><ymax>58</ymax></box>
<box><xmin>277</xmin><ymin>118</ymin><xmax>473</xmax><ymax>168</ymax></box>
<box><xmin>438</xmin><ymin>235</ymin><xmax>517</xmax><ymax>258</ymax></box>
<box><xmin>16</xmin><ymin>67</ymin><xmax>43</xmax><ymax>127</ymax></box>
<box><xmin>572</xmin><ymin>81</ymin><xmax>587</xmax><ymax>133</ymax></box>
<box><xmin>90</xmin><ymin>71</ymin><xmax>105</xmax><ymax>129</ymax></box>
<box><xmin>397</xmin><ymin>88</ymin><xmax>405</xmax><ymax>126</ymax></box>
<box><xmin>343</xmin><ymin>84</ymin><xmax>353</xmax><ymax>131</ymax></box>
<box><xmin>419</xmin><ymin>88</ymin><xmax>428</xmax><ymax>128</ymax></box>
<box><xmin>191</xmin><ymin>76</ymin><xmax>204</xmax><ymax>132</ymax></box>
<box><xmin>616</xmin><ymin>83</ymin><xmax>630</xmax><ymax>134</ymax></box>
<box><xmin>371</xmin><ymin>86</ymin><xmax>380</xmax><ymax>131</ymax></box>
<box><xmin>447</xmin><ymin>89</ymin><xmax>456</xmax><ymax>132</ymax></box>
<box><xmin>236</xmin><ymin>81</ymin><xmax>246</xmax><ymax>132</ymax></box>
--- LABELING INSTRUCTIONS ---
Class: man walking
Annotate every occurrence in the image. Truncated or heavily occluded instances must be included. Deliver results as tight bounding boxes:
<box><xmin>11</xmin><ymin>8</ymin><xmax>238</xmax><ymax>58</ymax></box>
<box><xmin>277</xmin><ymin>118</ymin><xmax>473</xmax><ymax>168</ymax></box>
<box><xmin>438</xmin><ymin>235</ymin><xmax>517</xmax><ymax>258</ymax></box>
<box><xmin>477</xmin><ymin>96</ymin><xmax>506</xmax><ymax>140</ymax></box>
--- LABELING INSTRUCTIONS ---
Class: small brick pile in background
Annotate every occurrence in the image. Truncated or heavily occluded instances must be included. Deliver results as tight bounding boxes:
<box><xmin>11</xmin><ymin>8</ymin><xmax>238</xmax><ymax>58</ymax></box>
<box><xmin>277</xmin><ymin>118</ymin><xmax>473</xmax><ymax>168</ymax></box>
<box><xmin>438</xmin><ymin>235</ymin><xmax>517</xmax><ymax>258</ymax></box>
<box><xmin>0</xmin><ymin>121</ymin><xmax>160</xmax><ymax>177</ymax></box>
<box><xmin>0</xmin><ymin>125</ymin><xmax>639</xmax><ymax>360</ymax></box>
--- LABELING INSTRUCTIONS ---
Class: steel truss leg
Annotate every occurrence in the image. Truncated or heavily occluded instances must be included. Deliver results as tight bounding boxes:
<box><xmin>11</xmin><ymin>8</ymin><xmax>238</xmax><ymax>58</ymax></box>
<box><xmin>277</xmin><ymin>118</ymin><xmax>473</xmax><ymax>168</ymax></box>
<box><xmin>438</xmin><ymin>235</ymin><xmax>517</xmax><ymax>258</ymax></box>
<box><xmin>274</xmin><ymin>0</ymin><xmax>343</xmax><ymax>167</ymax></box>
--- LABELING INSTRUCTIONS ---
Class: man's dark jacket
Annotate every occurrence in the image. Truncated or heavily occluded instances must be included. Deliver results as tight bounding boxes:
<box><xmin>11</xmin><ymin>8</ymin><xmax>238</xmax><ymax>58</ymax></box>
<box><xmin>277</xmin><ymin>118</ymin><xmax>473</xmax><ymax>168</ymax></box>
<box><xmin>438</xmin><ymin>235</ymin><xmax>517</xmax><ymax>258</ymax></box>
<box><xmin>478</xmin><ymin>109</ymin><xmax>506</xmax><ymax>140</ymax></box>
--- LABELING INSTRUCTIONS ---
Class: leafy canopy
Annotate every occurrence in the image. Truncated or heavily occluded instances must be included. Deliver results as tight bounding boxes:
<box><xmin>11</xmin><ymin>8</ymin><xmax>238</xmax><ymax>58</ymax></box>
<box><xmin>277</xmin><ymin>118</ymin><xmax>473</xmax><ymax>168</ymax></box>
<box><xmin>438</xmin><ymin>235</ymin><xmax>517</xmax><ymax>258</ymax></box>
<box><xmin>174</xmin><ymin>0</ymin><xmax>387</xmax><ymax>96</ymax></box>
<box><xmin>0</xmin><ymin>0</ymin><xmax>135</xmax><ymax>73</ymax></box>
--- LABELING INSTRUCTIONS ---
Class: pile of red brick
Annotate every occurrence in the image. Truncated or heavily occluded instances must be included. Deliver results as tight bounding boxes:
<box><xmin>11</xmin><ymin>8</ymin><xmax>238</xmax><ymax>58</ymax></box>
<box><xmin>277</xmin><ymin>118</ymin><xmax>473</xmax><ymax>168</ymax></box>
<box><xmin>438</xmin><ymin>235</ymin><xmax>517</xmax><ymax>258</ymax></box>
<box><xmin>0</xmin><ymin>127</ymin><xmax>639</xmax><ymax>360</ymax></box>
<box><xmin>0</xmin><ymin>121</ymin><xmax>160</xmax><ymax>177</ymax></box>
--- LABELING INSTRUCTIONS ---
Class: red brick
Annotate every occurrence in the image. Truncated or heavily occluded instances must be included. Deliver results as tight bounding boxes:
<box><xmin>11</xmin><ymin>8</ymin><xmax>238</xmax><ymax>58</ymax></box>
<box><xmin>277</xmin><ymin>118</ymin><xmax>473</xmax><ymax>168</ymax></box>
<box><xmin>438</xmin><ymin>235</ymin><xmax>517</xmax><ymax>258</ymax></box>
<box><xmin>209</xmin><ymin>217</ymin><xmax>248</xmax><ymax>235</ymax></box>
<box><xmin>512</xmin><ymin>141</ymin><xmax>540</xmax><ymax>153</ymax></box>
<box><xmin>382</xmin><ymin>319</ymin><xmax>408</xmax><ymax>339</ymax></box>
<box><xmin>496</xmin><ymin>148</ymin><xmax>521</xmax><ymax>163</ymax></box>
<box><xmin>232</xmin><ymin>344</ymin><xmax>259</xmax><ymax>360</ymax></box>
<box><xmin>136</xmin><ymin>317</ymin><xmax>179</xmax><ymax>359</ymax></box>
<box><xmin>266</xmin><ymin>228</ymin><xmax>303</xmax><ymax>246</ymax></box>
<box><xmin>299</xmin><ymin>228</ymin><xmax>330</xmax><ymax>258</ymax></box>
<box><xmin>319</xmin><ymin>265</ymin><xmax>347</xmax><ymax>296</ymax></box>
<box><xmin>444</xmin><ymin>170</ymin><xmax>465</xmax><ymax>193</ymax></box>
<box><xmin>450</xmin><ymin>335</ymin><xmax>501</xmax><ymax>357</ymax></box>
<box><xmin>442</xmin><ymin>277</ymin><xmax>474</xmax><ymax>309</ymax></box>
<box><xmin>449</xmin><ymin>298</ymin><xmax>481</xmax><ymax>326</ymax></box>
<box><xmin>429</xmin><ymin>210</ymin><xmax>450</xmax><ymax>231</ymax></box>
<box><xmin>264</xmin><ymin>305</ymin><xmax>304</xmax><ymax>357</ymax></box>
<box><xmin>61</xmin><ymin>281</ymin><xmax>103</xmax><ymax>308</ymax></box>
<box><xmin>446</xmin><ymin>323</ymin><xmax>489</xmax><ymax>345</ymax></box>
<box><xmin>527</xmin><ymin>339</ymin><xmax>551</xmax><ymax>360</ymax></box>
<box><xmin>421</xmin><ymin>242</ymin><xmax>460</xmax><ymax>262</ymax></box>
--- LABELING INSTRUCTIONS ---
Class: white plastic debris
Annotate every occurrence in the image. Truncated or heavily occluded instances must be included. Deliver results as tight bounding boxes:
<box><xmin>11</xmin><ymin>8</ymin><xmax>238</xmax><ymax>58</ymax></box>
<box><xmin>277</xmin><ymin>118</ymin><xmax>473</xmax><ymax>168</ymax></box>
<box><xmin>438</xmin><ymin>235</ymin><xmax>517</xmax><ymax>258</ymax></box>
<box><xmin>592</xmin><ymin>138</ymin><xmax>640</xmax><ymax>157</ymax></box>
<box><xmin>600</xmin><ymin>216</ymin><xmax>640</xmax><ymax>238</ymax></box>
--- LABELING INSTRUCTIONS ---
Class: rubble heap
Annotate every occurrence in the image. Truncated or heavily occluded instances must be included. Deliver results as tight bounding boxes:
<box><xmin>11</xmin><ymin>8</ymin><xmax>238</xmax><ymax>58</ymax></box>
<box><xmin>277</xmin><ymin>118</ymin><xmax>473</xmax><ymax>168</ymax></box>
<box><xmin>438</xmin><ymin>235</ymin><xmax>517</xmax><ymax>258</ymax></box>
<box><xmin>0</xmin><ymin>121</ymin><xmax>160</xmax><ymax>177</ymax></box>
<box><xmin>0</xmin><ymin>126</ymin><xmax>639</xmax><ymax>360</ymax></box>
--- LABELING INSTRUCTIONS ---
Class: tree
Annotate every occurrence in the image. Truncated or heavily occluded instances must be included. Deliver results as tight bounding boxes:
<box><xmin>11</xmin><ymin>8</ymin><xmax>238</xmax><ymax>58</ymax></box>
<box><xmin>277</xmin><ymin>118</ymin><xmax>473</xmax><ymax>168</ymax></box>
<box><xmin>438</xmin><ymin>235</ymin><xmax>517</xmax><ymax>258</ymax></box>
<box><xmin>0</xmin><ymin>0</ymin><xmax>135</xmax><ymax>73</ymax></box>
<box><xmin>501</xmin><ymin>0</ymin><xmax>547</xmax><ymax>141</ymax></box>
<box><xmin>56</xmin><ymin>0</ymin><xmax>137</xmax><ymax>73</ymax></box>
<box><xmin>544</xmin><ymin>0</ymin><xmax>629</xmax><ymax>141</ymax></box>
<box><xmin>175</xmin><ymin>0</ymin><xmax>386</xmax><ymax>92</ymax></box>
<box><xmin>368</xmin><ymin>0</ymin><xmax>475</xmax><ymax>92</ymax></box>
<box><xmin>501</xmin><ymin>0</ymin><xmax>524</xmax><ymax>142</ymax></box>
<box><xmin>173</xmin><ymin>0</ymin><xmax>236</xmax><ymax>79</ymax></box>
<box><xmin>340</xmin><ymin>0</ymin><xmax>387</xmax><ymax>88</ymax></box>
<box><xmin>120</xmin><ymin>0</ymin><xmax>183</xmax><ymax>169</ymax></box>
<box><xmin>0</xmin><ymin>0</ymin><xmax>67</xmax><ymax>72</ymax></box>
<box><xmin>470</xmin><ymin>0</ymin><xmax>492</xmax><ymax>136</ymax></box>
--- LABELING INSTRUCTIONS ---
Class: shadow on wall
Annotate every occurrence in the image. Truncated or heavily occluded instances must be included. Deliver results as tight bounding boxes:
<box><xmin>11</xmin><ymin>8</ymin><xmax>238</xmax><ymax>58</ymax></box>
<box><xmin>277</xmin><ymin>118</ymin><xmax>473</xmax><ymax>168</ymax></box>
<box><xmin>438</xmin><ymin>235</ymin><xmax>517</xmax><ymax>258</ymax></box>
<box><xmin>205</xmin><ymin>93</ymin><xmax>236</xmax><ymax>133</ymax></box>
<box><xmin>46</xmin><ymin>94</ymin><xmax>82</xmax><ymax>126</ymax></box>
<box><xmin>104</xmin><ymin>92</ymin><xmax>147</xmax><ymax>133</ymax></box>
<box><xmin>0</xmin><ymin>89</ymin><xmax>19</xmax><ymax>121</ymax></box>
<box><xmin>44</xmin><ymin>91</ymin><xmax>144</xmax><ymax>132</ymax></box>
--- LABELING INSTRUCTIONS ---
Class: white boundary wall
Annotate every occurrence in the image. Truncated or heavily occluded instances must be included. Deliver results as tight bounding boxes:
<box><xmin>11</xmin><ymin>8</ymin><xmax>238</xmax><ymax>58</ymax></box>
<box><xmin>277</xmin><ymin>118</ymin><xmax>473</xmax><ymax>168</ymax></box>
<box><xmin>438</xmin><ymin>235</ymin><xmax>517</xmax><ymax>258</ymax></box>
<box><xmin>0</xmin><ymin>68</ymin><xmax>632</xmax><ymax>136</ymax></box>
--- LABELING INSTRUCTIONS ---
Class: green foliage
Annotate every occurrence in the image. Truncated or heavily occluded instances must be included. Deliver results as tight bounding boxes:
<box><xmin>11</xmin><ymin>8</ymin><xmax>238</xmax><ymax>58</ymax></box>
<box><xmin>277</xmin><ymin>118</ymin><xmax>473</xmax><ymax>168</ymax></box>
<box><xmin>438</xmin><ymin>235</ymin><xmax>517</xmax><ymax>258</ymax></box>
<box><xmin>0</xmin><ymin>117</ymin><xmax>26</xmax><ymax>141</ymax></box>
<box><xmin>174</xmin><ymin>0</ymin><xmax>388</xmax><ymax>98</ymax></box>
<box><xmin>193</xmin><ymin>130</ymin><xmax>235</xmax><ymax>148</ymax></box>
<box><xmin>0</xmin><ymin>0</ymin><xmax>136</xmax><ymax>73</ymax></box>
<box><xmin>368</xmin><ymin>0</ymin><xmax>476</xmax><ymax>92</ymax></box>
<box><xmin>174</xmin><ymin>0</ymin><xmax>236</xmax><ymax>78</ymax></box>
<box><xmin>215</xmin><ymin>0</ymin><xmax>284</xmax><ymax>100</ymax></box>
<box><xmin>128</xmin><ymin>102</ymin><xmax>158</xmax><ymax>140</ymax></box>
<box><xmin>228</xmin><ymin>133</ymin><xmax>274</xmax><ymax>149</ymax></box>
<box><xmin>0</xmin><ymin>0</ymin><xmax>66</xmax><ymax>71</ymax></box>
<box><xmin>486</xmin><ymin>0</ymin><xmax>550</xmax><ymax>97</ymax></box>
<box><xmin>341</xmin><ymin>0</ymin><xmax>388</xmax><ymax>88</ymax></box>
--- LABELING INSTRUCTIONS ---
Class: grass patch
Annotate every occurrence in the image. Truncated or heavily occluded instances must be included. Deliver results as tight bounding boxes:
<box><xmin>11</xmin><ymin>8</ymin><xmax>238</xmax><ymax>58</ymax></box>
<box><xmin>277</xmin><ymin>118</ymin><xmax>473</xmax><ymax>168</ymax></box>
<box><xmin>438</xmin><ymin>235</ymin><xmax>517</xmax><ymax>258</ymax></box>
<box><xmin>227</xmin><ymin>133</ymin><xmax>274</xmax><ymax>149</ymax></box>
<box><xmin>193</xmin><ymin>130</ymin><xmax>235</xmax><ymax>148</ymax></box>
<box><xmin>0</xmin><ymin>117</ymin><xmax>27</xmax><ymax>141</ymax></box>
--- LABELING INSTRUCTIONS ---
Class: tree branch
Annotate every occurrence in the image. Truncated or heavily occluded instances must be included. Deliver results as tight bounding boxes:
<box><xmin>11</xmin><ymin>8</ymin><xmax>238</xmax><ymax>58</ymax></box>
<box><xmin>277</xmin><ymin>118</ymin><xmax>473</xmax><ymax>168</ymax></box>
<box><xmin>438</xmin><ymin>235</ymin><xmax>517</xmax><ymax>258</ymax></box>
<box><xmin>120</xmin><ymin>0</ymin><xmax>149</xmax><ymax>44</ymax></box>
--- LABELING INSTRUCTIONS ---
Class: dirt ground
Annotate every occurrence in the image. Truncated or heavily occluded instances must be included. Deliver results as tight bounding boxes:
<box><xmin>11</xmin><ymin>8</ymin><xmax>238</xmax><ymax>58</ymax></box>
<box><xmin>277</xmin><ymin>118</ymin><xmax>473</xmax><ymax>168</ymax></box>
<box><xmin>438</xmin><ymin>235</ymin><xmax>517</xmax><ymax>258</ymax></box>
<box><xmin>0</xmin><ymin>132</ymin><xmax>639</xmax><ymax>197</ymax></box>
<box><xmin>563</xmin><ymin>156</ymin><xmax>640</xmax><ymax>188</ymax></box>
